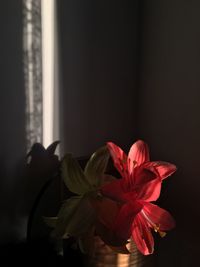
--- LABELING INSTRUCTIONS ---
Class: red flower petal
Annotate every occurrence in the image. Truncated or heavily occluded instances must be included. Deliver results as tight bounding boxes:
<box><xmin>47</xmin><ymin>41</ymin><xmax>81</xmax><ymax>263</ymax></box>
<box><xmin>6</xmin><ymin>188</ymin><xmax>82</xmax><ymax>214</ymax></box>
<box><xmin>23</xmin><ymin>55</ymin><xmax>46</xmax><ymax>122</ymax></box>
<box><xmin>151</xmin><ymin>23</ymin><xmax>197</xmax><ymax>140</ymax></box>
<box><xmin>101</xmin><ymin>179</ymin><xmax>138</xmax><ymax>203</ymax></box>
<box><xmin>91</xmin><ymin>197</ymin><xmax>120</xmax><ymax>229</ymax></box>
<box><xmin>132</xmin><ymin>213</ymin><xmax>154</xmax><ymax>255</ymax></box>
<box><xmin>128</xmin><ymin>140</ymin><xmax>150</xmax><ymax>174</ymax></box>
<box><xmin>143</xmin><ymin>202</ymin><xmax>176</xmax><ymax>231</ymax></box>
<box><xmin>101</xmin><ymin>179</ymin><xmax>125</xmax><ymax>202</ymax></box>
<box><xmin>113</xmin><ymin>201</ymin><xmax>143</xmax><ymax>240</ymax></box>
<box><xmin>133</xmin><ymin>165</ymin><xmax>158</xmax><ymax>188</ymax></box>
<box><xmin>107</xmin><ymin>142</ymin><xmax>128</xmax><ymax>177</ymax></box>
<box><xmin>151</xmin><ymin>161</ymin><xmax>177</xmax><ymax>180</ymax></box>
<box><xmin>136</xmin><ymin>178</ymin><xmax>161</xmax><ymax>202</ymax></box>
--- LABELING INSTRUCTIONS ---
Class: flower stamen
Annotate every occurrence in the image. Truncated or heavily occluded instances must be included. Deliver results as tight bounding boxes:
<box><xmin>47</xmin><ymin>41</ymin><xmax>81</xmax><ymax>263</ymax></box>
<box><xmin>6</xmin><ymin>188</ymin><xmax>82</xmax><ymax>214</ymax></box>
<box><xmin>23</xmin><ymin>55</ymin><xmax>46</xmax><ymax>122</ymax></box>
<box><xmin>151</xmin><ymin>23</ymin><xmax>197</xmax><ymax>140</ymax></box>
<box><xmin>153</xmin><ymin>225</ymin><xmax>166</xmax><ymax>237</ymax></box>
<box><xmin>141</xmin><ymin>210</ymin><xmax>166</xmax><ymax>238</ymax></box>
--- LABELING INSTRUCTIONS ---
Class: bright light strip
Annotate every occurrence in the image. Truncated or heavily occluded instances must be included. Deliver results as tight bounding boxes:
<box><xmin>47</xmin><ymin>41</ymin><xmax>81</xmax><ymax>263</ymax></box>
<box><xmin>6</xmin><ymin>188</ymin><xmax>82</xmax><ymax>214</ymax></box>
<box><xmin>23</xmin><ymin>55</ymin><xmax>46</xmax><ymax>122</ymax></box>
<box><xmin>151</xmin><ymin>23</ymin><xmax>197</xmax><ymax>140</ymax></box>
<box><xmin>41</xmin><ymin>0</ymin><xmax>55</xmax><ymax>148</ymax></box>
<box><xmin>117</xmin><ymin>252</ymin><xmax>130</xmax><ymax>267</ymax></box>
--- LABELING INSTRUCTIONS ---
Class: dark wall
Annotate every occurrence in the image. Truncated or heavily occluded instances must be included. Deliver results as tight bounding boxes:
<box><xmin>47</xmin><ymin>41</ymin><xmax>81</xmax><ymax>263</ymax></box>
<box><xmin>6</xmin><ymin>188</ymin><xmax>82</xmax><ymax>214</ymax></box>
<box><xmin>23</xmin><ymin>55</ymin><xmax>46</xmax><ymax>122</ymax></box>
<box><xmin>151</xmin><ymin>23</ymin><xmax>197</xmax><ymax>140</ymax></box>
<box><xmin>58</xmin><ymin>0</ymin><xmax>139</xmax><ymax>157</ymax></box>
<box><xmin>0</xmin><ymin>0</ymin><xmax>26</xmax><ymax>242</ymax></box>
<box><xmin>138</xmin><ymin>1</ymin><xmax>200</xmax><ymax>266</ymax></box>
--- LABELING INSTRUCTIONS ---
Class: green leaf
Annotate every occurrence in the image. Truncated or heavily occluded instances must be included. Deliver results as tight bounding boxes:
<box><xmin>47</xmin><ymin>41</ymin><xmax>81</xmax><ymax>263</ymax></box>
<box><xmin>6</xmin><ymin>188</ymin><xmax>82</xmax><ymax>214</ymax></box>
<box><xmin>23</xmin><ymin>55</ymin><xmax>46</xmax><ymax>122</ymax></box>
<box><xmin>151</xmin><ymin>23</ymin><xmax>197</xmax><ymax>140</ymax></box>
<box><xmin>43</xmin><ymin>216</ymin><xmax>58</xmax><ymax>228</ymax></box>
<box><xmin>84</xmin><ymin>146</ymin><xmax>110</xmax><ymax>188</ymax></box>
<box><xmin>55</xmin><ymin>196</ymin><xmax>96</xmax><ymax>238</ymax></box>
<box><xmin>62</xmin><ymin>154</ymin><xmax>92</xmax><ymax>195</ymax></box>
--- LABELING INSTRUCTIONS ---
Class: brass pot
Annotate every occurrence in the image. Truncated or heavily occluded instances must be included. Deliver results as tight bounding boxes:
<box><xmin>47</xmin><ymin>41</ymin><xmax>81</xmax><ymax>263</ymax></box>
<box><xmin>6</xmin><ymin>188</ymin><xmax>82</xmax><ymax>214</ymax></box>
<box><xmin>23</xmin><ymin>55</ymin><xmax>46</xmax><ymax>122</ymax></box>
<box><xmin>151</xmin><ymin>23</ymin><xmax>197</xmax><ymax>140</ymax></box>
<box><xmin>86</xmin><ymin>237</ymin><xmax>155</xmax><ymax>267</ymax></box>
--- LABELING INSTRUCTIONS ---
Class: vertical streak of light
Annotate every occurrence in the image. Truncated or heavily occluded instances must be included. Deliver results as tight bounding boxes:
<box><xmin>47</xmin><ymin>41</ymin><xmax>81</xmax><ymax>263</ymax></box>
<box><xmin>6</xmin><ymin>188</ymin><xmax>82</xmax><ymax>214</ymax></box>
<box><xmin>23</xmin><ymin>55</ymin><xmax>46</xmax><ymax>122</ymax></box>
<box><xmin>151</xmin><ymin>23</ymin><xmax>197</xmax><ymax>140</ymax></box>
<box><xmin>24</xmin><ymin>0</ymin><xmax>43</xmax><ymax>151</ymax></box>
<box><xmin>117</xmin><ymin>242</ymin><xmax>130</xmax><ymax>267</ymax></box>
<box><xmin>26</xmin><ymin>0</ymin><xmax>33</xmax><ymax>115</ymax></box>
<box><xmin>41</xmin><ymin>0</ymin><xmax>55</xmax><ymax>148</ymax></box>
<box><xmin>117</xmin><ymin>253</ymin><xmax>130</xmax><ymax>267</ymax></box>
<box><xmin>53</xmin><ymin>2</ymin><xmax>60</xmax><ymax>151</ymax></box>
<box><xmin>117</xmin><ymin>241</ymin><xmax>143</xmax><ymax>267</ymax></box>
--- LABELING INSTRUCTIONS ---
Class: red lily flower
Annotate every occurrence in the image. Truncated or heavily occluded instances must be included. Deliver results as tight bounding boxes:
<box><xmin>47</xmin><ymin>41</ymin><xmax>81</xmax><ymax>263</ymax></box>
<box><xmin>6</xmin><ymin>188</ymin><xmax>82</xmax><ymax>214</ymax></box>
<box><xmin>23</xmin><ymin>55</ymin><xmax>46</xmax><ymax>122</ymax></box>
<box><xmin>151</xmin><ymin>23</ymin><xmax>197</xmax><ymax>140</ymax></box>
<box><xmin>101</xmin><ymin>140</ymin><xmax>176</xmax><ymax>255</ymax></box>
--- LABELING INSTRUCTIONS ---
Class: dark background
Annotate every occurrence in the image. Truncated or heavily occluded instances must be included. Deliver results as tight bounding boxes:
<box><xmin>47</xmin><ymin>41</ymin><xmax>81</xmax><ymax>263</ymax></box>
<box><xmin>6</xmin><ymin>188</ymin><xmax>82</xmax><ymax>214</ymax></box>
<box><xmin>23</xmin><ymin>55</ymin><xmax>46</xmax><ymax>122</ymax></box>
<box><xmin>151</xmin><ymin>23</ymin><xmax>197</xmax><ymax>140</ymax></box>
<box><xmin>0</xmin><ymin>0</ymin><xmax>200</xmax><ymax>266</ymax></box>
